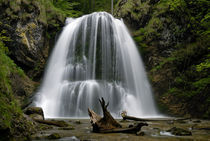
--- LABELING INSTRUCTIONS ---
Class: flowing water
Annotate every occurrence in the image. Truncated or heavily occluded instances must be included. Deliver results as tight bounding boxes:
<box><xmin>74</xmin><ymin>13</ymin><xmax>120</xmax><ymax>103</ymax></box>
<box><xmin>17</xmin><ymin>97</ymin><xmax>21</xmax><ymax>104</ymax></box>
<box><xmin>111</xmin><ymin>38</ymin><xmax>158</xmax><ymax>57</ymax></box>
<box><xmin>35</xmin><ymin>12</ymin><xmax>158</xmax><ymax>118</ymax></box>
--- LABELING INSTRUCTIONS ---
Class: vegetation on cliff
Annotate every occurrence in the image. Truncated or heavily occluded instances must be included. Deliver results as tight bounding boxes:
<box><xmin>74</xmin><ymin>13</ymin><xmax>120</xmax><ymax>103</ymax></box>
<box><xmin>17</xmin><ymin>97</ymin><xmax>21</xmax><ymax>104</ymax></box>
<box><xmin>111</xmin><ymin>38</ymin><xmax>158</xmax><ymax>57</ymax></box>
<box><xmin>0</xmin><ymin>38</ymin><xmax>35</xmax><ymax>140</ymax></box>
<box><xmin>68</xmin><ymin>0</ymin><xmax>118</xmax><ymax>14</ymax></box>
<box><xmin>115</xmin><ymin>0</ymin><xmax>210</xmax><ymax>118</ymax></box>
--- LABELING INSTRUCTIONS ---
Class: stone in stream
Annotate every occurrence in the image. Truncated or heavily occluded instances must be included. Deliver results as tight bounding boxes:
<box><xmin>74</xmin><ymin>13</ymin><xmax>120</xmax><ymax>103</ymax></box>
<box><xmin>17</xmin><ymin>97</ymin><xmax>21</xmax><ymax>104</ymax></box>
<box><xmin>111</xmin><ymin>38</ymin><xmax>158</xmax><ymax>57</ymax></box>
<box><xmin>47</xmin><ymin>133</ymin><xmax>61</xmax><ymax>139</ymax></box>
<box><xmin>167</xmin><ymin>127</ymin><xmax>192</xmax><ymax>136</ymax></box>
<box><xmin>75</xmin><ymin>120</ymin><xmax>81</xmax><ymax>124</ymax></box>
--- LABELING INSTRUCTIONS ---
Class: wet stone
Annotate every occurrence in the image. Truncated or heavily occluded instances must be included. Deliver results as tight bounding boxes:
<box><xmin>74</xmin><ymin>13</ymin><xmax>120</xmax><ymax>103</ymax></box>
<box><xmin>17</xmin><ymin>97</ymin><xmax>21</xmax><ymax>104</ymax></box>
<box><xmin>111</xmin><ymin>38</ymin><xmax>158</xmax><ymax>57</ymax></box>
<box><xmin>47</xmin><ymin>133</ymin><xmax>61</xmax><ymax>139</ymax></box>
<box><xmin>75</xmin><ymin>120</ymin><xmax>81</xmax><ymax>124</ymax></box>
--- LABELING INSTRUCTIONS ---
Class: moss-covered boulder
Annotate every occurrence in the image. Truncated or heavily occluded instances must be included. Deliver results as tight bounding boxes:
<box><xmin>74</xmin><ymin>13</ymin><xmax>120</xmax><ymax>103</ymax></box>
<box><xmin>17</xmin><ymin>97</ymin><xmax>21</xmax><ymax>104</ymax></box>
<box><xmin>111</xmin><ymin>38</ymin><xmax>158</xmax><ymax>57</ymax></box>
<box><xmin>25</xmin><ymin>107</ymin><xmax>44</xmax><ymax>120</ymax></box>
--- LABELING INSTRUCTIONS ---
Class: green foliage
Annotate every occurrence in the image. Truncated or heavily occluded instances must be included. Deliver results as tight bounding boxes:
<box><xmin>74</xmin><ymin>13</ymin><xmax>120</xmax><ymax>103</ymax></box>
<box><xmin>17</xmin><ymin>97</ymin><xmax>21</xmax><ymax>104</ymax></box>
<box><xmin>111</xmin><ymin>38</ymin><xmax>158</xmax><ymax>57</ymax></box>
<box><xmin>0</xmin><ymin>29</ymin><xmax>11</xmax><ymax>54</ymax></box>
<box><xmin>52</xmin><ymin>0</ymin><xmax>83</xmax><ymax>17</ymax></box>
<box><xmin>193</xmin><ymin>77</ymin><xmax>210</xmax><ymax>91</ymax></box>
<box><xmin>0</xmin><ymin>41</ymin><xmax>29</xmax><ymax>135</ymax></box>
<box><xmin>72</xmin><ymin>0</ymin><xmax>118</xmax><ymax>14</ymax></box>
<box><xmin>165</xmin><ymin>0</ymin><xmax>186</xmax><ymax>12</ymax></box>
<box><xmin>196</xmin><ymin>57</ymin><xmax>210</xmax><ymax>72</ymax></box>
<box><xmin>0</xmin><ymin>43</ymin><xmax>18</xmax><ymax>128</ymax></box>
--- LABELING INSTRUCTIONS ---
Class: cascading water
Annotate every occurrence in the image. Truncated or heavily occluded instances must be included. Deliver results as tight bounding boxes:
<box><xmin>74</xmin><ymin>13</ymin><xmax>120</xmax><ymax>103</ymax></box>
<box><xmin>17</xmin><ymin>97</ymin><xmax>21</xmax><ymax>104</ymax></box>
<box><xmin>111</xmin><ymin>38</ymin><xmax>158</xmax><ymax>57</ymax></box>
<box><xmin>35</xmin><ymin>12</ymin><xmax>158</xmax><ymax>118</ymax></box>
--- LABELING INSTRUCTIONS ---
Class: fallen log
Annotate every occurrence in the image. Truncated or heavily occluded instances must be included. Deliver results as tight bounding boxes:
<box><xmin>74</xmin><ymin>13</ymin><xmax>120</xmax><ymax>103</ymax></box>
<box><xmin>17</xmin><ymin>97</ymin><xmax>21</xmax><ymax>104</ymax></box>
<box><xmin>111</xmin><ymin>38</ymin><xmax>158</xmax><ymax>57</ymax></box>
<box><xmin>121</xmin><ymin>111</ymin><xmax>190</xmax><ymax>121</ymax></box>
<box><xmin>88</xmin><ymin>97</ymin><xmax>148</xmax><ymax>134</ymax></box>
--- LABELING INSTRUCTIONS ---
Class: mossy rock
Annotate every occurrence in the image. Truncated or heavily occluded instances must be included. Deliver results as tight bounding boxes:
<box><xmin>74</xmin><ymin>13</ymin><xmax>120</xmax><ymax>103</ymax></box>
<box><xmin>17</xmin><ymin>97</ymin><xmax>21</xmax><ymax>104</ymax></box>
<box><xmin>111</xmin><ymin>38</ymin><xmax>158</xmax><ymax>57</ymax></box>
<box><xmin>47</xmin><ymin>133</ymin><xmax>61</xmax><ymax>139</ymax></box>
<box><xmin>39</xmin><ymin>124</ymin><xmax>53</xmax><ymax>130</ymax></box>
<box><xmin>25</xmin><ymin>107</ymin><xmax>44</xmax><ymax>119</ymax></box>
<box><xmin>29</xmin><ymin>113</ymin><xmax>44</xmax><ymax>120</ymax></box>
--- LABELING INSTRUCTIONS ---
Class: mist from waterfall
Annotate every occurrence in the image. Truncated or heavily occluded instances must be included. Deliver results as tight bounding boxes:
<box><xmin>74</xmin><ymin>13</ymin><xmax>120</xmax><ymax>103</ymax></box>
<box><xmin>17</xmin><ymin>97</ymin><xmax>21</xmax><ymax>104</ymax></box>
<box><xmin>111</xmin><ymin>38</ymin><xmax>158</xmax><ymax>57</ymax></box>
<box><xmin>35</xmin><ymin>12</ymin><xmax>158</xmax><ymax>118</ymax></box>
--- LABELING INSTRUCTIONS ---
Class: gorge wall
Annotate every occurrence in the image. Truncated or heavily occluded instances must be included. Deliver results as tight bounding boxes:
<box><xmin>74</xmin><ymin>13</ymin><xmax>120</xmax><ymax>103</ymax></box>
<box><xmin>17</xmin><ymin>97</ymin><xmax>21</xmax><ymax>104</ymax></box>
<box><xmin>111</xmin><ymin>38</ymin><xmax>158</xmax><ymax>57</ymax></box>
<box><xmin>115</xmin><ymin>0</ymin><xmax>210</xmax><ymax>118</ymax></box>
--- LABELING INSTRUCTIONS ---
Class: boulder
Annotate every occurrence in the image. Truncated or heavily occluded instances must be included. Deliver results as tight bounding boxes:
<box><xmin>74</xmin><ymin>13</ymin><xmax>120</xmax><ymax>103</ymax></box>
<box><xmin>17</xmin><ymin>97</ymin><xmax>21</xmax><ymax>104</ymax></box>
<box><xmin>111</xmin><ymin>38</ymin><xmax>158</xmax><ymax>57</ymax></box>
<box><xmin>47</xmin><ymin>133</ymin><xmax>61</xmax><ymax>139</ymax></box>
<box><xmin>25</xmin><ymin>107</ymin><xmax>44</xmax><ymax>120</ymax></box>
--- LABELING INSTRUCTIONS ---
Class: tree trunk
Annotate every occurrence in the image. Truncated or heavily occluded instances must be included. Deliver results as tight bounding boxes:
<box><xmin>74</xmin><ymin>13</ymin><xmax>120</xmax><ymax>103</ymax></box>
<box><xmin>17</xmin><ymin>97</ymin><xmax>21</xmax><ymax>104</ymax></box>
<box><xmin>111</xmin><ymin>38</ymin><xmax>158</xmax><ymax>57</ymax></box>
<box><xmin>111</xmin><ymin>0</ymin><xmax>114</xmax><ymax>15</ymax></box>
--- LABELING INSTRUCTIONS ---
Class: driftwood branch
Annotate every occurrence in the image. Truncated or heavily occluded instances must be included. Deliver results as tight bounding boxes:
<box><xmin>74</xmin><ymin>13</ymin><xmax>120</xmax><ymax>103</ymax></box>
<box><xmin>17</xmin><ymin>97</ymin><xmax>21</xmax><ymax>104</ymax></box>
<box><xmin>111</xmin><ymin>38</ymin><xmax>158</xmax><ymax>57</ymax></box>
<box><xmin>88</xmin><ymin>97</ymin><xmax>121</xmax><ymax>132</ymax></box>
<box><xmin>88</xmin><ymin>97</ymin><xmax>148</xmax><ymax>134</ymax></box>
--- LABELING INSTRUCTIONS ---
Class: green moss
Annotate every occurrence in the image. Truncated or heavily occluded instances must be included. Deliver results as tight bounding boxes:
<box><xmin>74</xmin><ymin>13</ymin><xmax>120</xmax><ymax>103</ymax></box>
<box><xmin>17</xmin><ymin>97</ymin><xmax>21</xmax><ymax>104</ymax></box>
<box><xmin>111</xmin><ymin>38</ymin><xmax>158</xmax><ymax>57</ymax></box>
<box><xmin>0</xmin><ymin>42</ymin><xmax>19</xmax><ymax>126</ymax></box>
<box><xmin>32</xmin><ymin>0</ymin><xmax>83</xmax><ymax>26</ymax></box>
<box><xmin>9</xmin><ymin>0</ymin><xmax>21</xmax><ymax>13</ymax></box>
<box><xmin>0</xmin><ymin>40</ymin><xmax>33</xmax><ymax>138</ymax></box>
<box><xmin>193</xmin><ymin>77</ymin><xmax>210</xmax><ymax>91</ymax></box>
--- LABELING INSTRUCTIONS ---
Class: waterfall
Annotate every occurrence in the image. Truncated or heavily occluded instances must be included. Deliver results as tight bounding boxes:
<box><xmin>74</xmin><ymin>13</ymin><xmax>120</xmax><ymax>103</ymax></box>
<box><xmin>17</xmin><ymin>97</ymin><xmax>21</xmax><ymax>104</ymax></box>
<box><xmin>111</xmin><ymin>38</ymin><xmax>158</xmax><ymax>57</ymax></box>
<box><xmin>35</xmin><ymin>12</ymin><xmax>158</xmax><ymax>118</ymax></box>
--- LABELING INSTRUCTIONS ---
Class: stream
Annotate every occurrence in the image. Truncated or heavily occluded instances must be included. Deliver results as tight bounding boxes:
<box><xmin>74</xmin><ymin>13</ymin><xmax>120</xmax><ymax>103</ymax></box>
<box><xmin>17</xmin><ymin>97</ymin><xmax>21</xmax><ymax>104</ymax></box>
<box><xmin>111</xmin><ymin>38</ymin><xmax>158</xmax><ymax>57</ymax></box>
<box><xmin>32</xmin><ymin>118</ymin><xmax>210</xmax><ymax>141</ymax></box>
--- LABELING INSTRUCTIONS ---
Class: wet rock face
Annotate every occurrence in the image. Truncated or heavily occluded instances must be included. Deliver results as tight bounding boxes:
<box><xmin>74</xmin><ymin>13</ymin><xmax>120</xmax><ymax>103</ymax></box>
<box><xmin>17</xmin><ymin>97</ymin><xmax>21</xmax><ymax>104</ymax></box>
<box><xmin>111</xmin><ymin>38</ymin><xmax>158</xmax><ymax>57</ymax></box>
<box><xmin>0</xmin><ymin>1</ymin><xmax>45</xmax><ymax>79</ymax></box>
<box><xmin>0</xmin><ymin>0</ymin><xmax>64</xmax><ymax>80</ymax></box>
<box><xmin>14</xmin><ymin>22</ymin><xmax>45</xmax><ymax>68</ymax></box>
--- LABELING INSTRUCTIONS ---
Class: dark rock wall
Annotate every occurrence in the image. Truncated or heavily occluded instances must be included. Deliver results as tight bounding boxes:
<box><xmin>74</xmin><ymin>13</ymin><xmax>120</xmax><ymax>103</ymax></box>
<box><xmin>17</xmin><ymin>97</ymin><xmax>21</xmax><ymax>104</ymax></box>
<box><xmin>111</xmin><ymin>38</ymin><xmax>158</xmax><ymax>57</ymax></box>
<box><xmin>0</xmin><ymin>0</ymin><xmax>64</xmax><ymax>80</ymax></box>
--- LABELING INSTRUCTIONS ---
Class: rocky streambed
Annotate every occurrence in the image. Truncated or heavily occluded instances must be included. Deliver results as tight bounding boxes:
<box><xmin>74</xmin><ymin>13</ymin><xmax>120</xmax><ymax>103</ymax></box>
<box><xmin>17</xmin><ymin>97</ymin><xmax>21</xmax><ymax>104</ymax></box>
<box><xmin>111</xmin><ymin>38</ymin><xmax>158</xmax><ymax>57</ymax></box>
<box><xmin>32</xmin><ymin>118</ymin><xmax>210</xmax><ymax>141</ymax></box>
